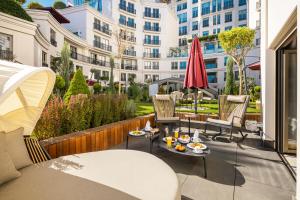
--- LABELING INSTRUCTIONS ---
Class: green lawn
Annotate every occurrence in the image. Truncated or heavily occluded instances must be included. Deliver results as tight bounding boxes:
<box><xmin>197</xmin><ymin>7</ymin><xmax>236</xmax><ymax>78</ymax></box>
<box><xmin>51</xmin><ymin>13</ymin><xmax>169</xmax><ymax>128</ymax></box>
<box><xmin>136</xmin><ymin>102</ymin><xmax>260</xmax><ymax>116</ymax></box>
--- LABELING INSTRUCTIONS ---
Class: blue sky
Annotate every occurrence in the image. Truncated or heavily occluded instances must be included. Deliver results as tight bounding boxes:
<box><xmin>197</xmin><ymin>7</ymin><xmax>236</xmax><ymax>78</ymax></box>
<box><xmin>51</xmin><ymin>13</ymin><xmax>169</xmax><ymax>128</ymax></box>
<box><xmin>24</xmin><ymin>0</ymin><xmax>66</xmax><ymax>7</ymax></box>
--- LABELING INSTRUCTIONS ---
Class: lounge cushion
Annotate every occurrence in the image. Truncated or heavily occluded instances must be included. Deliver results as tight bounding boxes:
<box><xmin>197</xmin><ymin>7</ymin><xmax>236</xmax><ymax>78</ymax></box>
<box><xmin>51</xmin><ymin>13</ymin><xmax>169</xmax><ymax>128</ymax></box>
<box><xmin>155</xmin><ymin>94</ymin><xmax>171</xmax><ymax>100</ymax></box>
<box><xmin>207</xmin><ymin>118</ymin><xmax>232</xmax><ymax>126</ymax></box>
<box><xmin>4</xmin><ymin>128</ymin><xmax>33</xmax><ymax>169</ymax></box>
<box><xmin>0</xmin><ymin>133</ymin><xmax>21</xmax><ymax>185</ymax></box>
<box><xmin>227</xmin><ymin>95</ymin><xmax>246</xmax><ymax>103</ymax></box>
<box><xmin>157</xmin><ymin>117</ymin><xmax>180</xmax><ymax>122</ymax></box>
<box><xmin>0</xmin><ymin>150</ymin><xmax>180</xmax><ymax>200</ymax></box>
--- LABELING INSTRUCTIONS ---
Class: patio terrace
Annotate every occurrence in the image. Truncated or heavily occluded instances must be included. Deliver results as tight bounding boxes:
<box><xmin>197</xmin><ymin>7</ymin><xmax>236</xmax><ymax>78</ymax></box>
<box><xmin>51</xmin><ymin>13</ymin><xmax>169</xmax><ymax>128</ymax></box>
<box><xmin>114</xmin><ymin>128</ymin><xmax>296</xmax><ymax>200</ymax></box>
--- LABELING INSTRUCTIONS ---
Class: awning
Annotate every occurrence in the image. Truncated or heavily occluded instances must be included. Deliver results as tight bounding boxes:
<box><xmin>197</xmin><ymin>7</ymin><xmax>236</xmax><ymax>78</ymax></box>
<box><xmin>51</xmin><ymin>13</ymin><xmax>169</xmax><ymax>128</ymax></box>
<box><xmin>248</xmin><ymin>62</ymin><xmax>260</xmax><ymax>70</ymax></box>
<box><xmin>0</xmin><ymin>60</ymin><xmax>55</xmax><ymax>135</ymax></box>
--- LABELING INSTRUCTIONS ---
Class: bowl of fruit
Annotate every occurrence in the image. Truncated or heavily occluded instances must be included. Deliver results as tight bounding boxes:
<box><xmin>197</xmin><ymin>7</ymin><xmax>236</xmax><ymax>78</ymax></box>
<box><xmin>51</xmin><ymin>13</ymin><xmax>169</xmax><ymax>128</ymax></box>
<box><xmin>178</xmin><ymin>134</ymin><xmax>190</xmax><ymax>144</ymax></box>
<box><xmin>175</xmin><ymin>144</ymin><xmax>186</xmax><ymax>152</ymax></box>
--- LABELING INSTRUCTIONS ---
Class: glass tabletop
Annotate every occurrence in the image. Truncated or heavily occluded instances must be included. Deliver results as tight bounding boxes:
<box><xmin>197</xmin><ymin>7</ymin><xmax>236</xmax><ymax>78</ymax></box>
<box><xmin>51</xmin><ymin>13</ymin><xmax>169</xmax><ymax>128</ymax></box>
<box><xmin>159</xmin><ymin>141</ymin><xmax>210</xmax><ymax>157</ymax></box>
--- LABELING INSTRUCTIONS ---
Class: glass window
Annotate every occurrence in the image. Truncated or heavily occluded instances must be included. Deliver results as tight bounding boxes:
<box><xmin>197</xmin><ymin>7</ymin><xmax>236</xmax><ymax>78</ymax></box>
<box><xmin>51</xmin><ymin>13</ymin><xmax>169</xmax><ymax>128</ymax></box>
<box><xmin>192</xmin><ymin>7</ymin><xmax>198</xmax><ymax>18</ymax></box>
<box><xmin>192</xmin><ymin>21</ymin><xmax>198</xmax><ymax>30</ymax></box>
<box><xmin>144</xmin><ymin>61</ymin><xmax>151</xmax><ymax>69</ymax></box>
<box><xmin>202</xmin><ymin>31</ymin><xmax>209</xmax><ymax>36</ymax></box>
<box><xmin>152</xmin><ymin>75</ymin><xmax>159</xmax><ymax>81</ymax></box>
<box><xmin>152</xmin><ymin>62</ymin><xmax>159</xmax><ymax>69</ymax></box>
<box><xmin>212</xmin><ymin>0</ymin><xmax>216</xmax><ymax>12</ymax></box>
<box><xmin>202</xmin><ymin>18</ymin><xmax>209</xmax><ymax>27</ymax></box>
<box><xmin>224</xmin><ymin>57</ymin><xmax>228</xmax><ymax>65</ymax></box>
<box><xmin>238</xmin><ymin>9</ymin><xmax>247</xmax><ymax>21</ymax></box>
<box><xmin>178</xmin><ymin>13</ymin><xmax>187</xmax><ymax>23</ymax></box>
<box><xmin>119</xmin><ymin>15</ymin><xmax>126</xmax><ymax>25</ymax></box>
<box><xmin>239</xmin><ymin>0</ymin><xmax>246</xmax><ymax>6</ymax></box>
<box><xmin>223</xmin><ymin>0</ymin><xmax>234</xmax><ymax>9</ymax></box>
<box><xmin>180</xmin><ymin>61</ymin><xmax>187</xmax><ymax>70</ymax></box>
<box><xmin>192</xmin><ymin>0</ymin><xmax>198</xmax><ymax>3</ymax></box>
<box><xmin>207</xmin><ymin>72</ymin><xmax>217</xmax><ymax>83</ymax></box>
<box><xmin>171</xmin><ymin>62</ymin><xmax>178</xmax><ymax>70</ymax></box>
<box><xmin>153</xmin><ymin>8</ymin><xmax>160</xmax><ymax>18</ymax></box>
<box><xmin>225</xmin><ymin>26</ymin><xmax>232</xmax><ymax>30</ymax></box>
<box><xmin>217</xmin><ymin>0</ymin><xmax>222</xmax><ymax>11</ymax></box>
<box><xmin>225</xmin><ymin>12</ymin><xmax>232</xmax><ymax>23</ymax></box>
<box><xmin>177</xmin><ymin>2</ymin><xmax>187</xmax><ymax>11</ymax></box>
<box><xmin>201</xmin><ymin>2</ymin><xmax>210</xmax><ymax>15</ymax></box>
<box><xmin>179</xmin><ymin>26</ymin><xmax>187</xmax><ymax>36</ymax></box>
<box><xmin>121</xmin><ymin>73</ymin><xmax>126</xmax><ymax>82</ymax></box>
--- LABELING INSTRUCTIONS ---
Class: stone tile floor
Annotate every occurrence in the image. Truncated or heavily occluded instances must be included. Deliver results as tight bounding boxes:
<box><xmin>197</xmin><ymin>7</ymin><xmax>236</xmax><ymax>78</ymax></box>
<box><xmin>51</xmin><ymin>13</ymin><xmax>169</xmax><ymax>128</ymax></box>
<box><xmin>113</xmin><ymin>128</ymin><xmax>296</xmax><ymax>200</ymax></box>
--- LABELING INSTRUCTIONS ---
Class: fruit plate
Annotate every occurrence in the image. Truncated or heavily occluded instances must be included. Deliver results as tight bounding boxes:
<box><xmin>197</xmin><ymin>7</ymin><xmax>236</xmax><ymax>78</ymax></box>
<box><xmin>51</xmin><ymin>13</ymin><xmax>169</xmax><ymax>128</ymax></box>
<box><xmin>187</xmin><ymin>143</ymin><xmax>207</xmax><ymax>150</ymax></box>
<box><xmin>129</xmin><ymin>130</ymin><xmax>146</xmax><ymax>136</ymax></box>
<box><xmin>178</xmin><ymin>135</ymin><xmax>190</xmax><ymax>144</ymax></box>
<box><xmin>162</xmin><ymin>137</ymin><xmax>177</xmax><ymax>143</ymax></box>
<box><xmin>175</xmin><ymin>145</ymin><xmax>186</xmax><ymax>152</ymax></box>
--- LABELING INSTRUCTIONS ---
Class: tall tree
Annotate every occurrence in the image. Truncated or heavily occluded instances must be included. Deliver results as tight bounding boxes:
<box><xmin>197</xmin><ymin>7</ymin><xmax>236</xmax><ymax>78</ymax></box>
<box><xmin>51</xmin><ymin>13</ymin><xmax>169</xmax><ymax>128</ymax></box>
<box><xmin>59</xmin><ymin>42</ymin><xmax>72</xmax><ymax>89</ymax></box>
<box><xmin>109</xmin><ymin>56</ymin><xmax>116</xmax><ymax>94</ymax></box>
<box><xmin>218</xmin><ymin>27</ymin><xmax>255</xmax><ymax>94</ymax></box>
<box><xmin>224</xmin><ymin>57</ymin><xmax>234</xmax><ymax>95</ymax></box>
<box><xmin>53</xmin><ymin>0</ymin><xmax>66</xmax><ymax>9</ymax></box>
<box><xmin>27</xmin><ymin>1</ymin><xmax>43</xmax><ymax>9</ymax></box>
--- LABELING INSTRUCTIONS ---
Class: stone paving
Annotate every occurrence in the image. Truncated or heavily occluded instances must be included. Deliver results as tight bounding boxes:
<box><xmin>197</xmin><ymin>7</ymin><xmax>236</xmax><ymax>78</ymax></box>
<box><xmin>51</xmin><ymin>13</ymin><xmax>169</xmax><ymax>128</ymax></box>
<box><xmin>113</xmin><ymin>128</ymin><xmax>296</xmax><ymax>200</ymax></box>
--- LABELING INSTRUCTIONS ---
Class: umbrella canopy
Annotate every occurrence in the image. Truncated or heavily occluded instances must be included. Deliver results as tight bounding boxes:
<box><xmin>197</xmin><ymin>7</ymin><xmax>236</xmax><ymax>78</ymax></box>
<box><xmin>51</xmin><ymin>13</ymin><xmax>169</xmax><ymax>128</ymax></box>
<box><xmin>0</xmin><ymin>60</ymin><xmax>55</xmax><ymax>135</ymax></box>
<box><xmin>183</xmin><ymin>37</ymin><xmax>208</xmax><ymax>89</ymax></box>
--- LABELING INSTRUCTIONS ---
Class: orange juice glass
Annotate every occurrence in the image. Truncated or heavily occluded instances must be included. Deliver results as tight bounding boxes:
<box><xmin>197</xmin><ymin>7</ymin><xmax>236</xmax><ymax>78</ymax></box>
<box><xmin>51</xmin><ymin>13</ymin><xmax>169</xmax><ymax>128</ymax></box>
<box><xmin>174</xmin><ymin>131</ymin><xmax>179</xmax><ymax>139</ymax></box>
<box><xmin>166</xmin><ymin>137</ymin><xmax>172</xmax><ymax>148</ymax></box>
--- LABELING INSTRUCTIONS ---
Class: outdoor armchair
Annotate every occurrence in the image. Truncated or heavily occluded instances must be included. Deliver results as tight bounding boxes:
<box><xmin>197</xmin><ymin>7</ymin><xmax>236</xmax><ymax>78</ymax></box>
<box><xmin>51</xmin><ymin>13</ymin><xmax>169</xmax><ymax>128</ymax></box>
<box><xmin>203</xmin><ymin>95</ymin><xmax>250</xmax><ymax>141</ymax></box>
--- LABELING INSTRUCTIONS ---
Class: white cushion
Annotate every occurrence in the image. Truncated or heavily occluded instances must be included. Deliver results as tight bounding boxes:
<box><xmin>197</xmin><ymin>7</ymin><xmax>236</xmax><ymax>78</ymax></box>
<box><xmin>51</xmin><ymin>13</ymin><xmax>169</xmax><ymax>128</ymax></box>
<box><xmin>155</xmin><ymin>95</ymin><xmax>171</xmax><ymax>100</ymax></box>
<box><xmin>227</xmin><ymin>95</ymin><xmax>246</xmax><ymax>103</ymax></box>
<box><xmin>207</xmin><ymin>118</ymin><xmax>232</xmax><ymax>126</ymax></box>
<box><xmin>4</xmin><ymin>128</ymin><xmax>33</xmax><ymax>170</ymax></box>
<box><xmin>0</xmin><ymin>133</ymin><xmax>21</xmax><ymax>185</ymax></box>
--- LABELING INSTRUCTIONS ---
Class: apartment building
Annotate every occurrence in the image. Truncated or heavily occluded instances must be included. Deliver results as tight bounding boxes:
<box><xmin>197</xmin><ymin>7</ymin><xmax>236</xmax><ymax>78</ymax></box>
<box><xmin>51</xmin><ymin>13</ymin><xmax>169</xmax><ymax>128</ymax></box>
<box><xmin>170</xmin><ymin>0</ymin><xmax>261</xmax><ymax>90</ymax></box>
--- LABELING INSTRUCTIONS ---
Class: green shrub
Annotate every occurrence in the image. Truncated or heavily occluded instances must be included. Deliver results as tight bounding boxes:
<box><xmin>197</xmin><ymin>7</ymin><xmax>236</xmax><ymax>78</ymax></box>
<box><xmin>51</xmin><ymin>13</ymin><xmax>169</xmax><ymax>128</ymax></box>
<box><xmin>127</xmin><ymin>84</ymin><xmax>141</xmax><ymax>101</ymax></box>
<box><xmin>27</xmin><ymin>1</ymin><xmax>43</xmax><ymax>9</ymax></box>
<box><xmin>141</xmin><ymin>85</ymin><xmax>150</xmax><ymax>102</ymax></box>
<box><xmin>0</xmin><ymin>0</ymin><xmax>33</xmax><ymax>22</ymax></box>
<box><xmin>125</xmin><ymin>100</ymin><xmax>136</xmax><ymax>118</ymax></box>
<box><xmin>224</xmin><ymin>57</ymin><xmax>234</xmax><ymax>95</ymax></box>
<box><xmin>55</xmin><ymin>75</ymin><xmax>65</xmax><ymax>90</ymax></box>
<box><xmin>53</xmin><ymin>0</ymin><xmax>66</xmax><ymax>9</ymax></box>
<box><xmin>64</xmin><ymin>69</ymin><xmax>90</xmax><ymax>103</ymax></box>
<box><xmin>93</xmin><ymin>83</ymin><xmax>101</xmax><ymax>94</ymax></box>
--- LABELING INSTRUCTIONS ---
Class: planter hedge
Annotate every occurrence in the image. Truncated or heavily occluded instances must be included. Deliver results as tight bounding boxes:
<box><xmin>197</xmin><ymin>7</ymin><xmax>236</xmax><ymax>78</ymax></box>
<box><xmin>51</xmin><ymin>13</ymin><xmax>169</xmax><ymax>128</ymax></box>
<box><xmin>0</xmin><ymin>0</ymin><xmax>33</xmax><ymax>22</ymax></box>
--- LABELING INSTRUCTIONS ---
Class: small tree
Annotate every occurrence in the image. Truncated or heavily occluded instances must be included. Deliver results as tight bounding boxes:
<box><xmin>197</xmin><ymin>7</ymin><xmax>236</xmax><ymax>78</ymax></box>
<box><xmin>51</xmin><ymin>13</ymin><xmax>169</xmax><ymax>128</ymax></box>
<box><xmin>64</xmin><ymin>69</ymin><xmax>90</xmax><ymax>103</ymax></box>
<box><xmin>218</xmin><ymin>27</ymin><xmax>255</xmax><ymax>94</ymax></box>
<box><xmin>59</xmin><ymin>42</ymin><xmax>72</xmax><ymax>89</ymax></box>
<box><xmin>109</xmin><ymin>57</ymin><xmax>116</xmax><ymax>94</ymax></box>
<box><xmin>54</xmin><ymin>75</ymin><xmax>65</xmax><ymax>96</ymax></box>
<box><xmin>53</xmin><ymin>1</ymin><xmax>66</xmax><ymax>9</ymax></box>
<box><xmin>224</xmin><ymin>57</ymin><xmax>234</xmax><ymax>95</ymax></box>
<box><xmin>27</xmin><ymin>1</ymin><xmax>43</xmax><ymax>9</ymax></box>
<box><xmin>15</xmin><ymin>0</ymin><xmax>26</xmax><ymax>5</ymax></box>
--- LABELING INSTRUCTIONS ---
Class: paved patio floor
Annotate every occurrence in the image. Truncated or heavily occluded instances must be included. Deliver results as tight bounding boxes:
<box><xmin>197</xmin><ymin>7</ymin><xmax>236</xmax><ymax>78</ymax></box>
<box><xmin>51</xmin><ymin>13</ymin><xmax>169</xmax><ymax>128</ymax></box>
<box><xmin>112</xmin><ymin>128</ymin><xmax>296</xmax><ymax>200</ymax></box>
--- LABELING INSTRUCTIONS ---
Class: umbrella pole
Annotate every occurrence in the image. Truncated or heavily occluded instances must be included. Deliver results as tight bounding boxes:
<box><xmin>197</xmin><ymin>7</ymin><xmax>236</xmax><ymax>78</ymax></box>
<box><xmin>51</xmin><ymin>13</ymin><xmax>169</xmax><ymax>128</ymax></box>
<box><xmin>194</xmin><ymin>89</ymin><xmax>197</xmax><ymax>114</ymax></box>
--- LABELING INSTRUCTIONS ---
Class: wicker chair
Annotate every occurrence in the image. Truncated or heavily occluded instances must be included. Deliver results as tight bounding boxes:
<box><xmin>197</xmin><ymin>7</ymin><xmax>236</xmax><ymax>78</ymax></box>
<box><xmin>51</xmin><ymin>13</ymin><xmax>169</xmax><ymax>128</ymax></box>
<box><xmin>204</xmin><ymin>95</ymin><xmax>250</xmax><ymax>141</ymax></box>
<box><xmin>153</xmin><ymin>95</ymin><xmax>181</xmax><ymax>135</ymax></box>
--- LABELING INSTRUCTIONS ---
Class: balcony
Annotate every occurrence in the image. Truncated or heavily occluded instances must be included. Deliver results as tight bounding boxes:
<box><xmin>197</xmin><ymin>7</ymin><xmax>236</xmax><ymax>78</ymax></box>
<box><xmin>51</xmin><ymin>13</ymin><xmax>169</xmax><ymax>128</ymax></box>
<box><xmin>70</xmin><ymin>51</ymin><xmax>110</xmax><ymax>67</ymax></box>
<box><xmin>120</xmin><ymin>19</ymin><xmax>136</xmax><ymax>29</ymax></box>
<box><xmin>119</xmin><ymin>4</ymin><xmax>136</xmax><ymax>14</ymax></box>
<box><xmin>144</xmin><ymin>12</ymin><xmax>161</xmax><ymax>19</ymax></box>
<box><xmin>121</xmin><ymin>35</ymin><xmax>136</xmax><ymax>43</ymax></box>
<box><xmin>143</xmin><ymin>52</ymin><xmax>160</xmax><ymax>58</ymax></box>
<box><xmin>123</xmin><ymin>50</ymin><xmax>136</xmax><ymax>57</ymax></box>
<box><xmin>93</xmin><ymin>41</ymin><xmax>112</xmax><ymax>52</ymax></box>
<box><xmin>167</xmin><ymin>52</ymin><xmax>188</xmax><ymax>58</ymax></box>
<box><xmin>121</xmin><ymin>64</ymin><xmax>137</xmax><ymax>70</ymax></box>
<box><xmin>50</xmin><ymin>38</ymin><xmax>57</xmax><ymax>47</ymax></box>
<box><xmin>0</xmin><ymin>49</ymin><xmax>13</xmax><ymax>61</ymax></box>
<box><xmin>144</xmin><ymin>39</ymin><xmax>161</xmax><ymax>45</ymax></box>
<box><xmin>144</xmin><ymin>26</ymin><xmax>161</xmax><ymax>32</ymax></box>
<box><xmin>93</xmin><ymin>23</ymin><xmax>112</xmax><ymax>36</ymax></box>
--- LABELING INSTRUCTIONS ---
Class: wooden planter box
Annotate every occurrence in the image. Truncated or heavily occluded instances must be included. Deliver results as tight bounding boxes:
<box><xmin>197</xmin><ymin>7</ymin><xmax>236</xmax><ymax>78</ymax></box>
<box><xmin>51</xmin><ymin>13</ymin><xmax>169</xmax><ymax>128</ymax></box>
<box><xmin>41</xmin><ymin>113</ymin><xmax>261</xmax><ymax>159</ymax></box>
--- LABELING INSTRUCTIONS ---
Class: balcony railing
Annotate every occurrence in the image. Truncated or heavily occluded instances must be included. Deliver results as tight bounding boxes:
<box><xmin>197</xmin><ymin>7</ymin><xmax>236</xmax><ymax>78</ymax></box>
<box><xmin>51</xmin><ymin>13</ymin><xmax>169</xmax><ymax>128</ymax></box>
<box><xmin>121</xmin><ymin>35</ymin><xmax>136</xmax><ymax>43</ymax></box>
<box><xmin>121</xmin><ymin>64</ymin><xmax>137</xmax><ymax>70</ymax></box>
<box><xmin>70</xmin><ymin>51</ymin><xmax>111</xmax><ymax>67</ymax></box>
<box><xmin>119</xmin><ymin>19</ymin><xmax>136</xmax><ymax>29</ymax></box>
<box><xmin>143</xmin><ymin>52</ymin><xmax>160</xmax><ymax>58</ymax></box>
<box><xmin>144</xmin><ymin>39</ymin><xmax>161</xmax><ymax>45</ymax></box>
<box><xmin>93</xmin><ymin>41</ymin><xmax>112</xmax><ymax>52</ymax></box>
<box><xmin>144</xmin><ymin>26</ymin><xmax>161</xmax><ymax>32</ymax></box>
<box><xmin>167</xmin><ymin>52</ymin><xmax>188</xmax><ymax>58</ymax></box>
<box><xmin>144</xmin><ymin>12</ymin><xmax>161</xmax><ymax>19</ymax></box>
<box><xmin>93</xmin><ymin>23</ymin><xmax>112</xmax><ymax>35</ymax></box>
<box><xmin>50</xmin><ymin>38</ymin><xmax>57</xmax><ymax>47</ymax></box>
<box><xmin>0</xmin><ymin>50</ymin><xmax>13</xmax><ymax>61</ymax></box>
<box><xmin>123</xmin><ymin>50</ymin><xmax>136</xmax><ymax>57</ymax></box>
<box><xmin>119</xmin><ymin>4</ymin><xmax>136</xmax><ymax>14</ymax></box>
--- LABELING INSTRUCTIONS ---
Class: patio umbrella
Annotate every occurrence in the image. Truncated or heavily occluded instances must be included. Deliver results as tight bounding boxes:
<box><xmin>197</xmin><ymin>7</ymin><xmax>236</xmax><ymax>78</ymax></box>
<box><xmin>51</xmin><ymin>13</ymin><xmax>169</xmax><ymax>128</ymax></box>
<box><xmin>0</xmin><ymin>60</ymin><xmax>55</xmax><ymax>135</ymax></box>
<box><xmin>184</xmin><ymin>36</ymin><xmax>208</xmax><ymax>114</ymax></box>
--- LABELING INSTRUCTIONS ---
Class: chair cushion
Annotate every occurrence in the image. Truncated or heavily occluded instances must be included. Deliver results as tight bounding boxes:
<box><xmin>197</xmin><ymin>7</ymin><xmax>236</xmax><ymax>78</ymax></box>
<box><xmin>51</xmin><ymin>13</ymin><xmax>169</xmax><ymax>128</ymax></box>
<box><xmin>227</xmin><ymin>95</ymin><xmax>246</xmax><ymax>103</ymax></box>
<box><xmin>207</xmin><ymin>118</ymin><xmax>232</xmax><ymax>126</ymax></box>
<box><xmin>0</xmin><ymin>133</ymin><xmax>21</xmax><ymax>185</ymax></box>
<box><xmin>155</xmin><ymin>95</ymin><xmax>171</xmax><ymax>100</ymax></box>
<box><xmin>157</xmin><ymin>117</ymin><xmax>180</xmax><ymax>122</ymax></box>
<box><xmin>4</xmin><ymin>128</ymin><xmax>33</xmax><ymax>170</ymax></box>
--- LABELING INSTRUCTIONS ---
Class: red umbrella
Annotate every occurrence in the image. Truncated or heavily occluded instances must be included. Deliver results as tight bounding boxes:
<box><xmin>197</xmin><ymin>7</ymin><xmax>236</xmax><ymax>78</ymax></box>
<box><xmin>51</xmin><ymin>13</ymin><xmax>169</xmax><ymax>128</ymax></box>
<box><xmin>184</xmin><ymin>36</ymin><xmax>208</xmax><ymax>113</ymax></box>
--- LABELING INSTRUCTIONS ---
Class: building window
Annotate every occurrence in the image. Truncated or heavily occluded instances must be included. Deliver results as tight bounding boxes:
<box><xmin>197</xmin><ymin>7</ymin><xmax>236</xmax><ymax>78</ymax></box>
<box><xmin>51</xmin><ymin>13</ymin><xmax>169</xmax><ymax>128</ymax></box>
<box><xmin>225</xmin><ymin>12</ymin><xmax>232</xmax><ymax>23</ymax></box>
<box><xmin>192</xmin><ymin>21</ymin><xmax>198</xmax><ymax>30</ymax></box>
<box><xmin>102</xmin><ymin>71</ymin><xmax>109</xmax><ymax>79</ymax></box>
<box><xmin>144</xmin><ymin>74</ymin><xmax>151</xmax><ymax>82</ymax></box>
<box><xmin>201</xmin><ymin>2</ymin><xmax>210</xmax><ymax>15</ymax></box>
<box><xmin>202</xmin><ymin>31</ymin><xmax>209</xmax><ymax>36</ymax></box>
<box><xmin>223</xmin><ymin>0</ymin><xmax>234</xmax><ymax>9</ymax></box>
<box><xmin>144</xmin><ymin>7</ymin><xmax>151</xmax><ymax>17</ymax></box>
<box><xmin>256</xmin><ymin>38</ymin><xmax>261</xmax><ymax>46</ymax></box>
<box><xmin>152</xmin><ymin>75</ymin><xmax>159</xmax><ymax>81</ymax></box>
<box><xmin>177</xmin><ymin>2</ymin><xmax>187</xmax><ymax>11</ymax></box>
<box><xmin>152</xmin><ymin>62</ymin><xmax>159</xmax><ymax>70</ymax></box>
<box><xmin>217</xmin><ymin>0</ymin><xmax>222</xmax><ymax>11</ymax></box>
<box><xmin>212</xmin><ymin>0</ymin><xmax>216</xmax><ymax>12</ymax></box>
<box><xmin>202</xmin><ymin>18</ymin><xmax>209</xmax><ymax>27</ymax></box>
<box><xmin>144</xmin><ymin>61</ymin><xmax>151</xmax><ymax>69</ymax></box>
<box><xmin>180</xmin><ymin>61</ymin><xmax>186</xmax><ymax>70</ymax></box>
<box><xmin>171</xmin><ymin>62</ymin><xmax>178</xmax><ymax>70</ymax></box>
<box><xmin>42</xmin><ymin>51</ymin><xmax>47</xmax><ymax>66</ymax></box>
<box><xmin>127</xmin><ymin>18</ymin><xmax>135</xmax><ymax>28</ymax></box>
<box><xmin>178</xmin><ymin>13</ymin><xmax>187</xmax><ymax>23</ymax></box>
<box><xmin>94</xmin><ymin>69</ymin><xmax>101</xmax><ymax>80</ymax></box>
<box><xmin>234</xmin><ymin>71</ymin><xmax>239</xmax><ymax>80</ymax></box>
<box><xmin>224</xmin><ymin>57</ymin><xmax>228</xmax><ymax>66</ymax></box>
<box><xmin>238</xmin><ymin>9</ymin><xmax>247</xmax><ymax>21</ymax></box>
<box><xmin>192</xmin><ymin>0</ymin><xmax>198</xmax><ymax>3</ymax></box>
<box><xmin>239</xmin><ymin>0</ymin><xmax>246</xmax><ymax>6</ymax></box>
<box><xmin>153</xmin><ymin>9</ymin><xmax>159</xmax><ymax>18</ymax></box>
<box><xmin>119</xmin><ymin>15</ymin><xmax>126</xmax><ymax>25</ymax></box>
<box><xmin>121</xmin><ymin>73</ymin><xmax>126</xmax><ymax>82</ymax></box>
<box><xmin>0</xmin><ymin>33</ymin><xmax>13</xmax><ymax>61</ymax></box>
<box><xmin>213</xmin><ymin>28</ymin><xmax>221</xmax><ymax>35</ymax></box>
<box><xmin>179</xmin><ymin>26</ymin><xmax>187</xmax><ymax>36</ymax></box>
<box><xmin>225</xmin><ymin>26</ymin><xmax>232</xmax><ymax>31</ymax></box>
<box><xmin>207</xmin><ymin>72</ymin><xmax>217</xmax><ymax>83</ymax></box>
<box><xmin>239</xmin><ymin>24</ymin><xmax>247</xmax><ymax>27</ymax></box>
<box><xmin>50</xmin><ymin>29</ymin><xmax>57</xmax><ymax>47</ymax></box>
<box><xmin>192</xmin><ymin>7</ymin><xmax>198</xmax><ymax>18</ymax></box>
